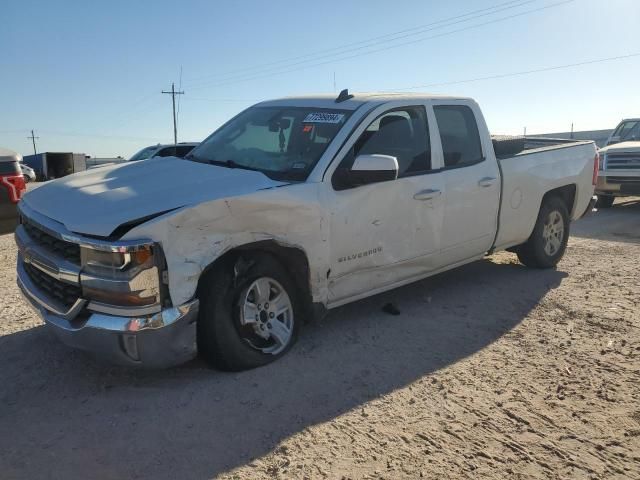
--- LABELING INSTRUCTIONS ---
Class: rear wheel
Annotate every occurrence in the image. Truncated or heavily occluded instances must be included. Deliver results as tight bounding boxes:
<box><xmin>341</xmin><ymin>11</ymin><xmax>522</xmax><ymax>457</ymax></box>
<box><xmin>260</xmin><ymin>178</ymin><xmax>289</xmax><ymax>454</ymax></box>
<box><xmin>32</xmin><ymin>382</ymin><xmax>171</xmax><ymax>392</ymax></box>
<box><xmin>595</xmin><ymin>194</ymin><xmax>615</xmax><ymax>208</ymax></box>
<box><xmin>517</xmin><ymin>196</ymin><xmax>569</xmax><ymax>269</ymax></box>
<box><xmin>196</xmin><ymin>253</ymin><xmax>301</xmax><ymax>371</ymax></box>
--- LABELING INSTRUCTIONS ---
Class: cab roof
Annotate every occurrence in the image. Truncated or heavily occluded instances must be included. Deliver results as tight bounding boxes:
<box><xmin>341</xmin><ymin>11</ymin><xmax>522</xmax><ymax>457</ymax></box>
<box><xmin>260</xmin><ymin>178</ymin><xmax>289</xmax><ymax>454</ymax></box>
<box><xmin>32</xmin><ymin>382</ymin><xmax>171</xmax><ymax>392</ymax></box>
<box><xmin>256</xmin><ymin>92</ymin><xmax>473</xmax><ymax>110</ymax></box>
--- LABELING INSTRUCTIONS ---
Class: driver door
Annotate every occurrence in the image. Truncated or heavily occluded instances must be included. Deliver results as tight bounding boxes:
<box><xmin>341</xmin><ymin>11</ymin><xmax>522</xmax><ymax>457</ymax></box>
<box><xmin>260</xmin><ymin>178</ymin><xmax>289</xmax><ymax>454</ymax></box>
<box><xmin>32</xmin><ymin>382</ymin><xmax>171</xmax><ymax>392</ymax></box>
<box><xmin>324</xmin><ymin>104</ymin><xmax>445</xmax><ymax>306</ymax></box>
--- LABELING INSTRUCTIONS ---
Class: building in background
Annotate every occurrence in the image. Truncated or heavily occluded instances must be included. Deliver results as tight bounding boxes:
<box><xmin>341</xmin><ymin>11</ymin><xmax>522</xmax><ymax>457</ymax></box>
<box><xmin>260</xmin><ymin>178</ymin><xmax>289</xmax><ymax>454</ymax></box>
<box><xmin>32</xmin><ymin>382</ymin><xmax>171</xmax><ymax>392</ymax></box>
<box><xmin>533</xmin><ymin>129</ymin><xmax>613</xmax><ymax>148</ymax></box>
<box><xmin>84</xmin><ymin>156</ymin><xmax>127</xmax><ymax>169</ymax></box>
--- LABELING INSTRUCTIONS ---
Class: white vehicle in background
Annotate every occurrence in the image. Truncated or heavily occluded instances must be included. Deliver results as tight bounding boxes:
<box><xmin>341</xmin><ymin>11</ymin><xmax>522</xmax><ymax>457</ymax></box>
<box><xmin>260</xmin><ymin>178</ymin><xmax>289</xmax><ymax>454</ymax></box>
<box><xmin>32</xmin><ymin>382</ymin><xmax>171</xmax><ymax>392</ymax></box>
<box><xmin>19</xmin><ymin>163</ymin><xmax>36</xmax><ymax>183</ymax></box>
<box><xmin>15</xmin><ymin>91</ymin><xmax>598</xmax><ymax>370</ymax></box>
<box><xmin>128</xmin><ymin>142</ymin><xmax>199</xmax><ymax>162</ymax></box>
<box><xmin>595</xmin><ymin>119</ymin><xmax>640</xmax><ymax>208</ymax></box>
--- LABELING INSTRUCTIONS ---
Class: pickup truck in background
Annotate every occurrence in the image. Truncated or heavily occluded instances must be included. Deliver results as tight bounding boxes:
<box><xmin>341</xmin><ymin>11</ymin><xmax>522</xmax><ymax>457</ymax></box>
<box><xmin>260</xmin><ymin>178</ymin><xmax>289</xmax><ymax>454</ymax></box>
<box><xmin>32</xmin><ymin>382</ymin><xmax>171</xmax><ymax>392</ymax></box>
<box><xmin>15</xmin><ymin>92</ymin><xmax>598</xmax><ymax>370</ymax></box>
<box><xmin>1</xmin><ymin>148</ymin><xmax>27</xmax><ymax>235</ymax></box>
<box><xmin>596</xmin><ymin>118</ymin><xmax>640</xmax><ymax>208</ymax></box>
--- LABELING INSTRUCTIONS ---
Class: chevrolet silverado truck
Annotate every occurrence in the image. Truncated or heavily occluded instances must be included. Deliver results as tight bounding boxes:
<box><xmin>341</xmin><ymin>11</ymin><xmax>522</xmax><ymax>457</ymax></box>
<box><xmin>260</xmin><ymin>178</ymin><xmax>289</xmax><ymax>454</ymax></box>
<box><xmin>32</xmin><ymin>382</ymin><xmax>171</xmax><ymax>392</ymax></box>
<box><xmin>596</xmin><ymin>118</ymin><xmax>640</xmax><ymax>208</ymax></box>
<box><xmin>15</xmin><ymin>92</ymin><xmax>598</xmax><ymax>370</ymax></box>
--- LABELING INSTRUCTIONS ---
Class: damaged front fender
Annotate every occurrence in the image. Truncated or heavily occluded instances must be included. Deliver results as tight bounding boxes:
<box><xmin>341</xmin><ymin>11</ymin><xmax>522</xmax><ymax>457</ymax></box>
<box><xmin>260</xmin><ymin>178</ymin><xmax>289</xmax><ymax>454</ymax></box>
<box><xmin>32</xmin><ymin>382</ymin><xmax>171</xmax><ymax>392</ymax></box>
<box><xmin>122</xmin><ymin>183</ymin><xmax>330</xmax><ymax>308</ymax></box>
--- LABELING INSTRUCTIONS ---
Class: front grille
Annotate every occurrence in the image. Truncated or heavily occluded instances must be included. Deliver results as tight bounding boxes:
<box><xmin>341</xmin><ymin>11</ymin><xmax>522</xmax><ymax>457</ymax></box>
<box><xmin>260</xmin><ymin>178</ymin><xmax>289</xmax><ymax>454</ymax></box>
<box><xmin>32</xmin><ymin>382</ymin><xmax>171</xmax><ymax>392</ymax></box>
<box><xmin>606</xmin><ymin>176</ymin><xmax>640</xmax><ymax>184</ymax></box>
<box><xmin>23</xmin><ymin>263</ymin><xmax>82</xmax><ymax>309</ymax></box>
<box><xmin>22</xmin><ymin>220</ymin><xmax>81</xmax><ymax>264</ymax></box>
<box><xmin>606</xmin><ymin>153</ymin><xmax>640</xmax><ymax>170</ymax></box>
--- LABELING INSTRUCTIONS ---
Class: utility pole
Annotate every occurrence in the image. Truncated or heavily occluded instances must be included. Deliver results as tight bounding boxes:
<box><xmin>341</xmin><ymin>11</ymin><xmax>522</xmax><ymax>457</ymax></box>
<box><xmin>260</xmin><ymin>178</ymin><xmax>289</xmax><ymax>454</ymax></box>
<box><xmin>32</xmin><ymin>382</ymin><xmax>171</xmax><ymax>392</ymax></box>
<box><xmin>27</xmin><ymin>130</ymin><xmax>39</xmax><ymax>156</ymax></box>
<box><xmin>161</xmin><ymin>82</ymin><xmax>184</xmax><ymax>145</ymax></box>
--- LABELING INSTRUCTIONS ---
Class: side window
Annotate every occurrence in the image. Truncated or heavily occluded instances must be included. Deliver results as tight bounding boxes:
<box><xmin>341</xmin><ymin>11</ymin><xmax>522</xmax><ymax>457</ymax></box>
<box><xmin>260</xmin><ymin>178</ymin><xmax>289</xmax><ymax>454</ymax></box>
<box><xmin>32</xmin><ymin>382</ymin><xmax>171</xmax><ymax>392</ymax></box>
<box><xmin>353</xmin><ymin>106</ymin><xmax>431</xmax><ymax>176</ymax></box>
<box><xmin>175</xmin><ymin>145</ymin><xmax>195</xmax><ymax>157</ymax></box>
<box><xmin>434</xmin><ymin>105</ymin><xmax>483</xmax><ymax>168</ymax></box>
<box><xmin>156</xmin><ymin>147</ymin><xmax>176</xmax><ymax>157</ymax></box>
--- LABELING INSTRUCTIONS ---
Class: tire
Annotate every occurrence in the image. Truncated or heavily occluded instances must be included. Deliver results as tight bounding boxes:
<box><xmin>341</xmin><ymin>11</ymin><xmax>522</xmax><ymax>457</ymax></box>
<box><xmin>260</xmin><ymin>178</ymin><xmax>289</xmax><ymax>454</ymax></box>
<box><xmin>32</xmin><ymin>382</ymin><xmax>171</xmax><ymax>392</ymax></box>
<box><xmin>516</xmin><ymin>196</ymin><xmax>570</xmax><ymax>269</ymax></box>
<box><xmin>196</xmin><ymin>253</ymin><xmax>302</xmax><ymax>371</ymax></box>
<box><xmin>595</xmin><ymin>194</ymin><xmax>615</xmax><ymax>209</ymax></box>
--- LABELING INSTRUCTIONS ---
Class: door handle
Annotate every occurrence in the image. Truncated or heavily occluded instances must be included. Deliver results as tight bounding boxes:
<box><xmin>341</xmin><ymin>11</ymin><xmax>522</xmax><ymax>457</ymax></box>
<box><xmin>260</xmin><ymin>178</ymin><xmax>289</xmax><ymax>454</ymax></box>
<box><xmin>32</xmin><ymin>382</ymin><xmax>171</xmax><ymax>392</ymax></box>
<box><xmin>478</xmin><ymin>177</ymin><xmax>497</xmax><ymax>188</ymax></box>
<box><xmin>413</xmin><ymin>188</ymin><xmax>442</xmax><ymax>201</ymax></box>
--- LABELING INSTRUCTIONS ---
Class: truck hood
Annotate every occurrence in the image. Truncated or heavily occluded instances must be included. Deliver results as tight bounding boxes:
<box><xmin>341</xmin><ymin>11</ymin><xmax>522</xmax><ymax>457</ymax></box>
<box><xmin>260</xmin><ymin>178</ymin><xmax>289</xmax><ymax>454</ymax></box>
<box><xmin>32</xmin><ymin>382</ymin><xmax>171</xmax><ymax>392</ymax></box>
<box><xmin>600</xmin><ymin>141</ymin><xmax>640</xmax><ymax>154</ymax></box>
<box><xmin>21</xmin><ymin>157</ymin><xmax>286</xmax><ymax>237</ymax></box>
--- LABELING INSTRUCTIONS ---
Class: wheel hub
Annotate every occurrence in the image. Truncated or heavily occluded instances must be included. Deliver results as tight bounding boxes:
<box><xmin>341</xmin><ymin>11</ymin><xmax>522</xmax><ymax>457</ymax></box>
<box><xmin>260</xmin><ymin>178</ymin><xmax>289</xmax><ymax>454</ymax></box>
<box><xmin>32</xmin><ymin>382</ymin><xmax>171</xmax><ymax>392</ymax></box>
<box><xmin>542</xmin><ymin>210</ymin><xmax>564</xmax><ymax>256</ymax></box>
<box><xmin>238</xmin><ymin>276</ymin><xmax>294</xmax><ymax>355</ymax></box>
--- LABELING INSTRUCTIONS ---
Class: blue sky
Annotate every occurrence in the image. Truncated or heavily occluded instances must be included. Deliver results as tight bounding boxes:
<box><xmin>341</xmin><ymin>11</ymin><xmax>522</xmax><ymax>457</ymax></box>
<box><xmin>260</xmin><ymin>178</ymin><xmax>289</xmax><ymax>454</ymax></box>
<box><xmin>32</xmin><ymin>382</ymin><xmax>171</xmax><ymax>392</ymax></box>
<box><xmin>1</xmin><ymin>0</ymin><xmax>639</xmax><ymax>158</ymax></box>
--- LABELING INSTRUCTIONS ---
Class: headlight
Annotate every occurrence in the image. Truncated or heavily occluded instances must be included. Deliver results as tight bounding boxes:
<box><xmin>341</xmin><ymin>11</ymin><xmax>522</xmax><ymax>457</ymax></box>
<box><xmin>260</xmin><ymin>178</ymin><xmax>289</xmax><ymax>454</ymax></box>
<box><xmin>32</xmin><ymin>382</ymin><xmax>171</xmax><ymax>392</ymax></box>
<box><xmin>599</xmin><ymin>152</ymin><xmax>606</xmax><ymax>170</ymax></box>
<box><xmin>80</xmin><ymin>244</ymin><xmax>164</xmax><ymax>314</ymax></box>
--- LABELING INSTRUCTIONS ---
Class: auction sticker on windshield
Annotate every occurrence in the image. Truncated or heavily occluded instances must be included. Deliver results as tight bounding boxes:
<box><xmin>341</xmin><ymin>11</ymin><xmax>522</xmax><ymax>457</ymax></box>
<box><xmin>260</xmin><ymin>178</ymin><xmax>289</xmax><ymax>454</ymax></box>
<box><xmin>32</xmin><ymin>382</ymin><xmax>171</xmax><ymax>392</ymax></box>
<box><xmin>303</xmin><ymin>112</ymin><xmax>345</xmax><ymax>124</ymax></box>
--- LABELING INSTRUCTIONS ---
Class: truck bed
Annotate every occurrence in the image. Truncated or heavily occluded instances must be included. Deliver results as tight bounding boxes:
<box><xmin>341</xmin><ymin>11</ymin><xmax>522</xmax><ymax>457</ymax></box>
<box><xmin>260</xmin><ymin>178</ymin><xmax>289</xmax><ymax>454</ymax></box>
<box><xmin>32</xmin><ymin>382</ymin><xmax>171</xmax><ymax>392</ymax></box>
<box><xmin>493</xmin><ymin>139</ymin><xmax>597</xmax><ymax>250</ymax></box>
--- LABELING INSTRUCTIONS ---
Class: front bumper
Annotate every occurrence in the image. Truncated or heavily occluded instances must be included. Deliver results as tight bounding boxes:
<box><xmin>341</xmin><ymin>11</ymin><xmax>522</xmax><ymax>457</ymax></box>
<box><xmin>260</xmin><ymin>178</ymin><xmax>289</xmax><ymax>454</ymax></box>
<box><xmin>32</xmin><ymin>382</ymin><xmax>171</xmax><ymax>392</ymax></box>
<box><xmin>17</xmin><ymin>260</ymin><xmax>199</xmax><ymax>368</ymax></box>
<box><xmin>596</xmin><ymin>172</ymin><xmax>640</xmax><ymax>195</ymax></box>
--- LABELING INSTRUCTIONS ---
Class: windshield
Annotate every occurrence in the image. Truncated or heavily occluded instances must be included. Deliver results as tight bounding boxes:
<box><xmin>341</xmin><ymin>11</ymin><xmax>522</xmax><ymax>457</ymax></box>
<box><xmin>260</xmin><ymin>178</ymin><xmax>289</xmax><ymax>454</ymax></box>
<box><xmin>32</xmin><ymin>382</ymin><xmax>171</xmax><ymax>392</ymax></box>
<box><xmin>611</xmin><ymin>120</ymin><xmax>640</xmax><ymax>144</ymax></box>
<box><xmin>129</xmin><ymin>146</ymin><xmax>158</xmax><ymax>161</ymax></box>
<box><xmin>187</xmin><ymin>106</ymin><xmax>352</xmax><ymax>180</ymax></box>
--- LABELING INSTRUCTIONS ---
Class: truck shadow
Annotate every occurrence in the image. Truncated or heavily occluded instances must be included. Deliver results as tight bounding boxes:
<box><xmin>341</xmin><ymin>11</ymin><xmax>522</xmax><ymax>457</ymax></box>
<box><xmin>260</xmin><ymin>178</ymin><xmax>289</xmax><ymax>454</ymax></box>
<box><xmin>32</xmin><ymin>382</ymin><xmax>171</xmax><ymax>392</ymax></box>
<box><xmin>0</xmin><ymin>257</ymin><xmax>566</xmax><ymax>479</ymax></box>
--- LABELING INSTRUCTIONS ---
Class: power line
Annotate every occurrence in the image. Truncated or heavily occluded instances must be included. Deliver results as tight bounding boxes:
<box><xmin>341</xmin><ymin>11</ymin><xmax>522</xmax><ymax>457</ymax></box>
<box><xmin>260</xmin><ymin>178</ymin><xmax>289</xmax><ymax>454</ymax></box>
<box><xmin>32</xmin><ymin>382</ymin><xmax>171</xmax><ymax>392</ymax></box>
<box><xmin>27</xmin><ymin>130</ymin><xmax>39</xmax><ymax>156</ymax></box>
<box><xmin>187</xmin><ymin>0</ymin><xmax>573</xmax><ymax>91</ymax></box>
<box><xmin>185</xmin><ymin>0</ymin><xmax>536</xmax><ymax>86</ymax></box>
<box><xmin>162</xmin><ymin>82</ymin><xmax>185</xmax><ymax>144</ymax></box>
<box><xmin>385</xmin><ymin>52</ymin><xmax>640</xmax><ymax>91</ymax></box>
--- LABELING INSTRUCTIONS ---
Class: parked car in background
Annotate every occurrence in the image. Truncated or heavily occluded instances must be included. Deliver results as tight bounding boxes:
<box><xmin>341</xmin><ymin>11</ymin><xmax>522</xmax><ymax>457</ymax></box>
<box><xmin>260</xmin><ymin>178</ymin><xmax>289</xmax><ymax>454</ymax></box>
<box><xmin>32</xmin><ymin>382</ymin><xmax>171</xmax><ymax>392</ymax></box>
<box><xmin>20</xmin><ymin>163</ymin><xmax>36</xmax><ymax>183</ymax></box>
<box><xmin>129</xmin><ymin>142</ymin><xmax>199</xmax><ymax>162</ymax></box>
<box><xmin>0</xmin><ymin>148</ymin><xmax>26</xmax><ymax>234</ymax></box>
<box><xmin>15</xmin><ymin>92</ymin><xmax>598</xmax><ymax>370</ymax></box>
<box><xmin>596</xmin><ymin>118</ymin><xmax>640</xmax><ymax>208</ymax></box>
<box><xmin>605</xmin><ymin>118</ymin><xmax>639</xmax><ymax>146</ymax></box>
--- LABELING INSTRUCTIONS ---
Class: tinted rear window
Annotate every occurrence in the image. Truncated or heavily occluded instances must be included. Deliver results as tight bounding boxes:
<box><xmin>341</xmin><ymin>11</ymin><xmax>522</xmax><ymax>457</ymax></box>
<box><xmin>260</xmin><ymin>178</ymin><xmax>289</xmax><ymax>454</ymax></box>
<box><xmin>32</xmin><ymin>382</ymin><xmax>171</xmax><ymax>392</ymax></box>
<box><xmin>0</xmin><ymin>161</ymin><xmax>20</xmax><ymax>175</ymax></box>
<box><xmin>434</xmin><ymin>105</ymin><xmax>483</xmax><ymax>168</ymax></box>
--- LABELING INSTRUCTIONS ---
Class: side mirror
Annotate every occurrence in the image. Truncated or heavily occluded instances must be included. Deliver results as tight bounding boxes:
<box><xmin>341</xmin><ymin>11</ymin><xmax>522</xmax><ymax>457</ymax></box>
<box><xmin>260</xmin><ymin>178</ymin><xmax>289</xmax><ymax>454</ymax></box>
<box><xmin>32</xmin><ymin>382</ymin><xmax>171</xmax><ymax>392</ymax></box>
<box><xmin>335</xmin><ymin>154</ymin><xmax>398</xmax><ymax>189</ymax></box>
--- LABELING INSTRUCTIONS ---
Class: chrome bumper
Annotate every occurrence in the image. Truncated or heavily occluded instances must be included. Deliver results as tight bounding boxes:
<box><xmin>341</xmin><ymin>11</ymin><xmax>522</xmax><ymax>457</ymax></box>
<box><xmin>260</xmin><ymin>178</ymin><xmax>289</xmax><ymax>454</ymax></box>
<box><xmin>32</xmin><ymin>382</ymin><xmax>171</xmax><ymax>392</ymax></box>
<box><xmin>596</xmin><ymin>171</ymin><xmax>640</xmax><ymax>195</ymax></box>
<box><xmin>17</xmin><ymin>258</ymin><xmax>199</xmax><ymax>368</ymax></box>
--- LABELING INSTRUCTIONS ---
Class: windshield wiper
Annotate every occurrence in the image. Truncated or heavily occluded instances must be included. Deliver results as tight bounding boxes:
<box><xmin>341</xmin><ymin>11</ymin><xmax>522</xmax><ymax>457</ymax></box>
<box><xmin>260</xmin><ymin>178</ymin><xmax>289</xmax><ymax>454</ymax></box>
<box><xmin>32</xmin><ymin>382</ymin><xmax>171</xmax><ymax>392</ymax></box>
<box><xmin>208</xmin><ymin>159</ymin><xmax>261</xmax><ymax>172</ymax></box>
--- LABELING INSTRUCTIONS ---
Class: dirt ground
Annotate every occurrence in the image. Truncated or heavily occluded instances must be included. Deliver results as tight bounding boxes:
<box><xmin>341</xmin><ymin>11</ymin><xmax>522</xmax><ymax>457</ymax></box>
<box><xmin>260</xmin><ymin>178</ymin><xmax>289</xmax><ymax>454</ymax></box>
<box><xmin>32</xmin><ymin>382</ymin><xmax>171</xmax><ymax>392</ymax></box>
<box><xmin>1</xmin><ymin>199</ymin><xmax>639</xmax><ymax>480</ymax></box>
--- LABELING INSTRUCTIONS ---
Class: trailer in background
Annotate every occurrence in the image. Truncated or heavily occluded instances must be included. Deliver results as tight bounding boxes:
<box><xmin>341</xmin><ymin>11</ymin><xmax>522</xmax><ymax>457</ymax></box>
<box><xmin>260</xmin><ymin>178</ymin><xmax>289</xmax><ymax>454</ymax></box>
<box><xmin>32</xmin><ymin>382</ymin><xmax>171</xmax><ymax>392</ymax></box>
<box><xmin>22</xmin><ymin>152</ymin><xmax>86</xmax><ymax>181</ymax></box>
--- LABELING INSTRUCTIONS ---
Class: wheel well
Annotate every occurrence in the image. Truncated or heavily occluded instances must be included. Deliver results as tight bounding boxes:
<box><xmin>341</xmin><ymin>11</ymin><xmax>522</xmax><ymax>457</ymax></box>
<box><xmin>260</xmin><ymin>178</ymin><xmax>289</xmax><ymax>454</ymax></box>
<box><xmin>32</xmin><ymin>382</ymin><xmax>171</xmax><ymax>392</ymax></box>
<box><xmin>197</xmin><ymin>240</ymin><xmax>313</xmax><ymax>308</ymax></box>
<box><xmin>542</xmin><ymin>184</ymin><xmax>576</xmax><ymax>215</ymax></box>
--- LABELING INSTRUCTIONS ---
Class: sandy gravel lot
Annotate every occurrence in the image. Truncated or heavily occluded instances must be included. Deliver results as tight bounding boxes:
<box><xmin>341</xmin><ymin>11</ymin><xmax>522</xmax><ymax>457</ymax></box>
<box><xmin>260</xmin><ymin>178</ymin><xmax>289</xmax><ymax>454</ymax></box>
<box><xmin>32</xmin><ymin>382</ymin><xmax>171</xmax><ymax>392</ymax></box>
<box><xmin>1</xmin><ymin>200</ymin><xmax>639</xmax><ymax>480</ymax></box>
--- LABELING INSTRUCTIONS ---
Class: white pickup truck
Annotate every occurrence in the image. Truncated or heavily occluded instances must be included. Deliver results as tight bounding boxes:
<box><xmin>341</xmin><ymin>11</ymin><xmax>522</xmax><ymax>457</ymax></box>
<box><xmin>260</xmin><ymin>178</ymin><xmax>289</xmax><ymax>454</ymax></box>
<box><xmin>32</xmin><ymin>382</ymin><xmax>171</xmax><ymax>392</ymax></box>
<box><xmin>596</xmin><ymin>118</ymin><xmax>640</xmax><ymax>208</ymax></box>
<box><xmin>15</xmin><ymin>92</ymin><xmax>598</xmax><ymax>370</ymax></box>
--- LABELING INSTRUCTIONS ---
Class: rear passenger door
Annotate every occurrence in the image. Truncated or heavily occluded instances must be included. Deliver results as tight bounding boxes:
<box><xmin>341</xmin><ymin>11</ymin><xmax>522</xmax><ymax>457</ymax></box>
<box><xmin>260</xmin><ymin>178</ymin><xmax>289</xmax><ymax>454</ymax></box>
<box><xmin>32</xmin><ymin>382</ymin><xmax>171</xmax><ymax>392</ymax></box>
<box><xmin>432</xmin><ymin>102</ymin><xmax>500</xmax><ymax>264</ymax></box>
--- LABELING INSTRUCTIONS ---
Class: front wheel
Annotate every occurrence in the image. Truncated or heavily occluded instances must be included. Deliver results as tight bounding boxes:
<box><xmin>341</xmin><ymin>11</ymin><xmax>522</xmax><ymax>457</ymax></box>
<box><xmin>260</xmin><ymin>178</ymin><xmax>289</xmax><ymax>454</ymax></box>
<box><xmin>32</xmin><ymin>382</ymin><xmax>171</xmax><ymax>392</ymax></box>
<box><xmin>196</xmin><ymin>253</ymin><xmax>301</xmax><ymax>371</ymax></box>
<box><xmin>516</xmin><ymin>196</ymin><xmax>570</xmax><ymax>269</ymax></box>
